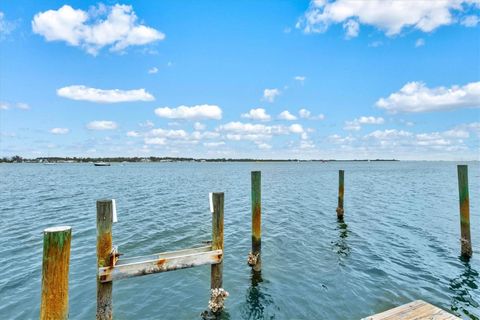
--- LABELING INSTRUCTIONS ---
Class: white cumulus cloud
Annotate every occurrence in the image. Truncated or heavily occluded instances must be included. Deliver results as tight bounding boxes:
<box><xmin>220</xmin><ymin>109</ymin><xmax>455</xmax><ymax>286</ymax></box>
<box><xmin>126</xmin><ymin>130</ymin><xmax>140</xmax><ymax>137</ymax></box>
<box><xmin>263</xmin><ymin>88</ymin><xmax>280</xmax><ymax>103</ymax></box>
<box><xmin>294</xmin><ymin>76</ymin><xmax>306</xmax><ymax>83</ymax></box>
<box><xmin>278</xmin><ymin>110</ymin><xmax>298</xmax><ymax>120</ymax></box>
<box><xmin>455</xmin><ymin>122</ymin><xmax>480</xmax><ymax>137</ymax></box>
<box><xmin>300</xmin><ymin>140</ymin><xmax>315</xmax><ymax>149</ymax></box>
<box><xmin>289</xmin><ymin>124</ymin><xmax>304</xmax><ymax>134</ymax></box>
<box><xmin>219</xmin><ymin>122</ymin><xmax>281</xmax><ymax>135</ymax></box>
<box><xmin>32</xmin><ymin>4</ymin><xmax>165</xmax><ymax>55</ymax></box>
<box><xmin>148</xmin><ymin>67</ymin><xmax>158</xmax><ymax>74</ymax></box>
<box><xmin>299</xmin><ymin>108</ymin><xmax>311</xmax><ymax>118</ymax></box>
<box><xmin>139</xmin><ymin>120</ymin><xmax>154</xmax><ymax>128</ymax></box>
<box><xmin>57</xmin><ymin>85</ymin><xmax>154</xmax><ymax>103</ymax></box>
<box><xmin>298</xmin><ymin>108</ymin><xmax>325</xmax><ymax>120</ymax></box>
<box><xmin>194</xmin><ymin>122</ymin><xmax>206</xmax><ymax>130</ymax></box>
<box><xmin>242</xmin><ymin>108</ymin><xmax>271</xmax><ymax>121</ymax></box>
<box><xmin>376</xmin><ymin>81</ymin><xmax>480</xmax><ymax>113</ymax></box>
<box><xmin>87</xmin><ymin>120</ymin><xmax>118</xmax><ymax>130</ymax></box>
<box><xmin>204</xmin><ymin>141</ymin><xmax>225</xmax><ymax>147</ymax></box>
<box><xmin>343</xmin><ymin>19</ymin><xmax>359</xmax><ymax>38</ymax></box>
<box><xmin>329</xmin><ymin>134</ymin><xmax>356</xmax><ymax>144</ymax></box>
<box><xmin>363</xmin><ymin>127</ymin><xmax>475</xmax><ymax>151</ymax></box>
<box><xmin>256</xmin><ymin>142</ymin><xmax>272</xmax><ymax>150</ymax></box>
<box><xmin>154</xmin><ymin>104</ymin><xmax>222</xmax><ymax>120</ymax></box>
<box><xmin>297</xmin><ymin>0</ymin><xmax>480</xmax><ymax>37</ymax></box>
<box><xmin>218</xmin><ymin>121</ymin><xmax>294</xmax><ymax>142</ymax></box>
<box><xmin>50</xmin><ymin>127</ymin><xmax>70</xmax><ymax>134</ymax></box>
<box><xmin>461</xmin><ymin>15</ymin><xmax>480</xmax><ymax>27</ymax></box>
<box><xmin>144</xmin><ymin>137</ymin><xmax>165</xmax><ymax>145</ymax></box>
<box><xmin>344</xmin><ymin>116</ymin><xmax>385</xmax><ymax>131</ymax></box>
<box><xmin>142</xmin><ymin>127</ymin><xmax>219</xmax><ymax>146</ymax></box>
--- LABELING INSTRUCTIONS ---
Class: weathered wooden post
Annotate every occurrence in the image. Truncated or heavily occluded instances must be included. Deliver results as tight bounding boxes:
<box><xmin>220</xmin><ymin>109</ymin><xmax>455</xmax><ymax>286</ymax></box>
<box><xmin>211</xmin><ymin>192</ymin><xmax>224</xmax><ymax>289</ymax></box>
<box><xmin>457</xmin><ymin>165</ymin><xmax>472</xmax><ymax>258</ymax></box>
<box><xmin>336</xmin><ymin>170</ymin><xmax>345</xmax><ymax>220</ymax></box>
<box><xmin>206</xmin><ymin>192</ymin><xmax>228</xmax><ymax>315</ymax></box>
<box><xmin>248</xmin><ymin>171</ymin><xmax>262</xmax><ymax>271</ymax></box>
<box><xmin>97</xmin><ymin>200</ymin><xmax>113</xmax><ymax>320</ymax></box>
<box><xmin>40</xmin><ymin>226</ymin><xmax>72</xmax><ymax>320</ymax></box>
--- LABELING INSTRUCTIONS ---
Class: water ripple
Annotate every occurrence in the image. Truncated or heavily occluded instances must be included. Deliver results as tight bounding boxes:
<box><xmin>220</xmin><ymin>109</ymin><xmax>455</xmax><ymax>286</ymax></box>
<box><xmin>0</xmin><ymin>161</ymin><xmax>478</xmax><ymax>319</ymax></box>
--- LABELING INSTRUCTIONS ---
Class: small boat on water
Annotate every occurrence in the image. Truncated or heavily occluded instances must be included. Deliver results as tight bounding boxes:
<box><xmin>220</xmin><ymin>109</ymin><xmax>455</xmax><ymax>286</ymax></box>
<box><xmin>94</xmin><ymin>162</ymin><xmax>111</xmax><ymax>167</ymax></box>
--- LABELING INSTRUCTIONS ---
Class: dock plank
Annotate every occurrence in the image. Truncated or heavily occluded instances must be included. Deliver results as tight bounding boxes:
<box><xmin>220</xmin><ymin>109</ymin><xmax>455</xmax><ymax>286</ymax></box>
<box><xmin>362</xmin><ymin>300</ymin><xmax>461</xmax><ymax>320</ymax></box>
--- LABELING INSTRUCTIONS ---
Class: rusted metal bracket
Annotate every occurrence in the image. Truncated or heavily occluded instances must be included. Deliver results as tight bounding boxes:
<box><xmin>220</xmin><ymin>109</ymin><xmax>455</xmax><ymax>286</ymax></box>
<box><xmin>108</xmin><ymin>245</ymin><xmax>122</xmax><ymax>268</ymax></box>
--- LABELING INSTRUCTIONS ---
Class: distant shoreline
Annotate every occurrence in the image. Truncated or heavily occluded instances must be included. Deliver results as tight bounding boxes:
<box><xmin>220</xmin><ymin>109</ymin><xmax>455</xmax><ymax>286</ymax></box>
<box><xmin>0</xmin><ymin>156</ymin><xmax>400</xmax><ymax>163</ymax></box>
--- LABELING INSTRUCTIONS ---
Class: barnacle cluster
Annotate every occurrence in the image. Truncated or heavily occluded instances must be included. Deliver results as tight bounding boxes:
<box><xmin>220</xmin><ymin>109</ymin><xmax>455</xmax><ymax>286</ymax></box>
<box><xmin>208</xmin><ymin>288</ymin><xmax>229</xmax><ymax>313</ymax></box>
<box><xmin>247</xmin><ymin>251</ymin><xmax>259</xmax><ymax>267</ymax></box>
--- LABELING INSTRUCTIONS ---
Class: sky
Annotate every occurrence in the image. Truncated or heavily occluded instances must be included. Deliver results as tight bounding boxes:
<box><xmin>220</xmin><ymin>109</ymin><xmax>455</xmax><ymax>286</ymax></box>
<box><xmin>0</xmin><ymin>0</ymin><xmax>479</xmax><ymax>160</ymax></box>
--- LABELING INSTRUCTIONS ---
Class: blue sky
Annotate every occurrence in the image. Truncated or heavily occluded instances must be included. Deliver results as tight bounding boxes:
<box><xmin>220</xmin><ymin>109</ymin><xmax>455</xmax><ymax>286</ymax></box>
<box><xmin>0</xmin><ymin>0</ymin><xmax>479</xmax><ymax>160</ymax></box>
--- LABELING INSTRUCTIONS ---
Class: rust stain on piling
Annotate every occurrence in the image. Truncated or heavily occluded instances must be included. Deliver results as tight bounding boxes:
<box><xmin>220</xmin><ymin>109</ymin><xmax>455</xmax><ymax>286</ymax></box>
<box><xmin>460</xmin><ymin>200</ymin><xmax>470</xmax><ymax>223</ymax></box>
<box><xmin>40</xmin><ymin>230</ymin><xmax>71</xmax><ymax>320</ymax></box>
<box><xmin>97</xmin><ymin>232</ymin><xmax>112</xmax><ymax>268</ymax></box>
<box><xmin>96</xmin><ymin>200</ymin><xmax>113</xmax><ymax>320</ymax></box>
<box><xmin>156</xmin><ymin>258</ymin><xmax>166</xmax><ymax>267</ymax></box>
<box><xmin>339</xmin><ymin>185</ymin><xmax>344</xmax><ymax>198</ymax></box>
<box><xmin>252</xmin><ymin>206</ymin><xmax>261</xmax><ymax>239</ymax></box>
<box><xmin>212</xmin><ymin>193</ymin><xmax>224</xmax><ymax>251</ymax></box>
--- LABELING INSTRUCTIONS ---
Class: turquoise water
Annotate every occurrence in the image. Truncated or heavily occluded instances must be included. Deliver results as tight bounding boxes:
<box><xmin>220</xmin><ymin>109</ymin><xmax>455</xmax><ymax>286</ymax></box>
<box><xmin>0</xmin><ymin>161</ymin><xmax>479</xmax><ymax>319</ymax></box>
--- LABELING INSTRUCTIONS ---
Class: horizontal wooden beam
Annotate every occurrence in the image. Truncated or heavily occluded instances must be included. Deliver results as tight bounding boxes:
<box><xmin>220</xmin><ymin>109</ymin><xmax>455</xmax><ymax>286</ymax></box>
<box><xmin>98</xmin><ymin>246</ymin><xmax>223</xmax><ymax>282</ymax></box>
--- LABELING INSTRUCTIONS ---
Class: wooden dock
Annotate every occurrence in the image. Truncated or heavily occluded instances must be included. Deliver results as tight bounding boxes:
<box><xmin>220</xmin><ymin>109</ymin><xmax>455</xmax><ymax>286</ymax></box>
<box><xmin>362</xmin><ymin>300</ymin><xmax>461</xmax><ymax>320</ymax></box>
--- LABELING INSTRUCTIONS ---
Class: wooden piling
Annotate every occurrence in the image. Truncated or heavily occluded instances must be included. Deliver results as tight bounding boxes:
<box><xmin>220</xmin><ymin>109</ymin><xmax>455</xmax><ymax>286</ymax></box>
<box><xmin>336</xmin><ymin>170</ymin><xmax>345</xmax><ymax>220</ymax></box>
<box><xmin>211</xmin><ymin>193</ymin><xmax>224</xmax><ymax>289</ymax></box>
<box><xmin>457</xmin><ymin>165</ymin><xmax>472</xmax><ymax>258</ymax></box>
<box><xmin>97</xmin><ymin>200</ymin><xmax>113</xmax><ymax>320</ymax></box>
<box><xmin>251</xmin><ymin>171</ymin><xmax>262</xmax><ymax>271</ymax></box>
<box><xmin>40</xmin><ymin>226</ymin><xmax>72</xmax><ymax>320</ymax></box>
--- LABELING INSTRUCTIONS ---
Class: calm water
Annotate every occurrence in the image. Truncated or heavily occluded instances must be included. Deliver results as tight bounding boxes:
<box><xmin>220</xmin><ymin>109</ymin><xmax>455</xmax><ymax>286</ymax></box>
<box><xmin>0</xmin><ymin>161</ymin><xmax>479</xmax><ymax>319</ymax></box>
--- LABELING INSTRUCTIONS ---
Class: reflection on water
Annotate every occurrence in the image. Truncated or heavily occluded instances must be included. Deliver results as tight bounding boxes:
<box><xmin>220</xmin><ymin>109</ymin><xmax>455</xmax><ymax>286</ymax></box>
<box><xmin>241</xmin><ymin>270</ymin><xmax>277</xmax><ymax>320</ymax></box>
<box><xmin>212</xmin><ymin>309</ymin><xmax>231</xmax><ymax>320</ymax></box>
<box><xmin>332</xmin><ymin>221</ymin><xmax>350</xmax><ymax>258</ymax></box>
<box><xmin>201</xmin><ymin>304</ymin><xmax>231</xmax><ymax>320</ymax></box>
<box><xmin>449</xmin><ymin>259</ymin><xmax>479</xmax><ymax>320</ymax></box>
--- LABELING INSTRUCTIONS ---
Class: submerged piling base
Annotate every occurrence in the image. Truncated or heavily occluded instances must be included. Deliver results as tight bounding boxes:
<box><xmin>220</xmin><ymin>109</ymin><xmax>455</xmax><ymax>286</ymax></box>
<box><xmin>336</xmin><ymin>207</ymin><xmax>344</xmax><ymax>220</ymax></box>
<box><xmin>362</xmin><ymin>300</ymin><xmax>460</xmax><ymax>320</ymax></box>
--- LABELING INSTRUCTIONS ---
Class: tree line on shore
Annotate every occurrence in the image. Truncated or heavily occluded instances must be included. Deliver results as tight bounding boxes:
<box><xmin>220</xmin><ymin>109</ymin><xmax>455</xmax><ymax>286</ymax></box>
<box><xmin>0</xmin><ymin>155</ymin><xmax>398</xmax><ymax>163</ymax></box>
